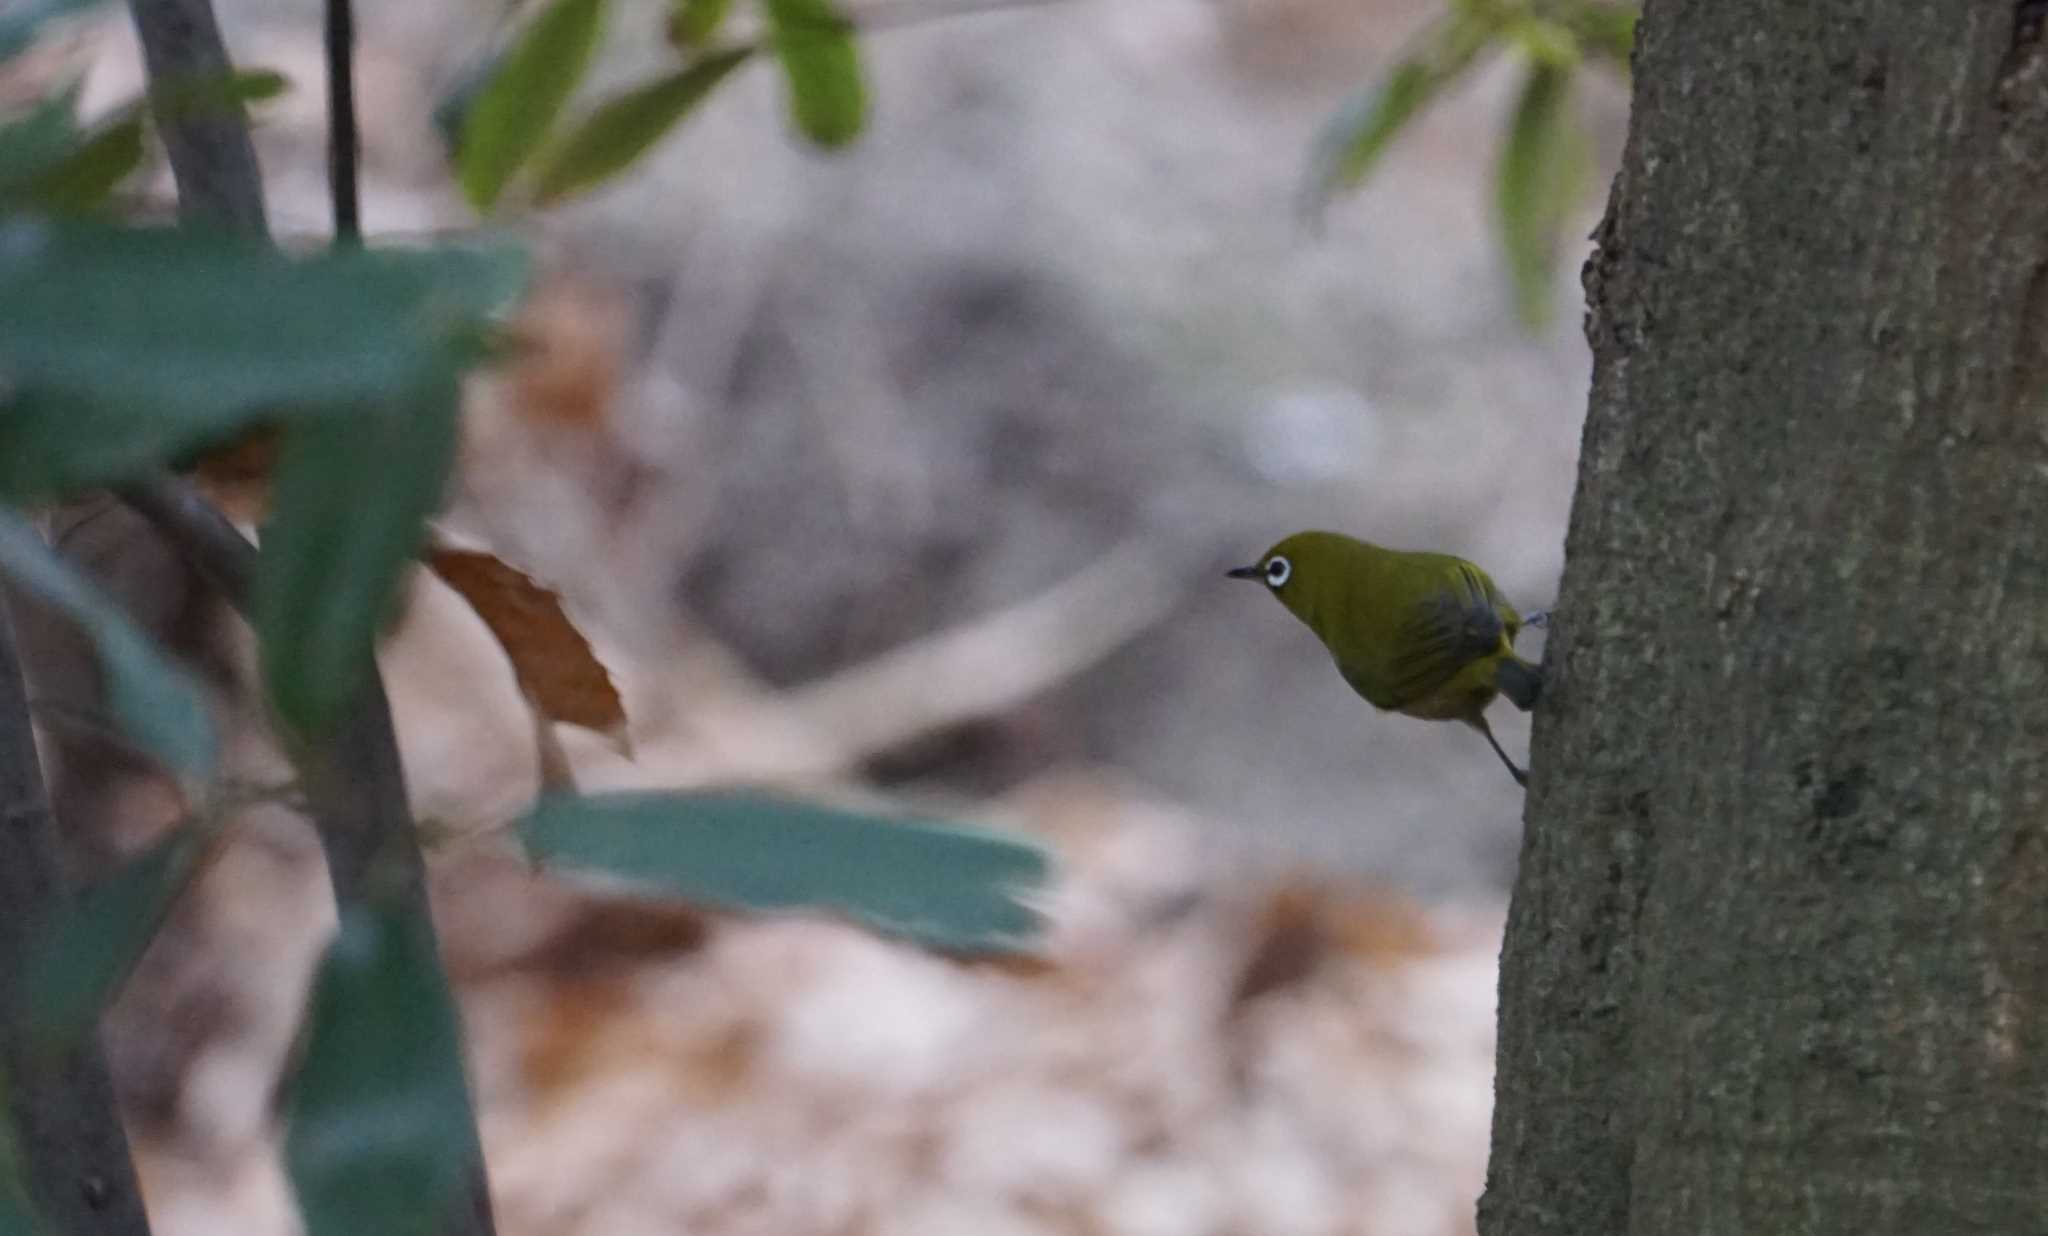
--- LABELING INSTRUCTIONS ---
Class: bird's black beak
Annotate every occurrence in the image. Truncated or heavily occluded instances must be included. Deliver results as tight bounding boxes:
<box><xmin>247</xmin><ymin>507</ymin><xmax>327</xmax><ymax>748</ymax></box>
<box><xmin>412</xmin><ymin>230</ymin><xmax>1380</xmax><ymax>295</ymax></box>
<box><xmin>1225</xmin><ymin>564</ymin><xmax>1263</xmax><ymax>580</ymax></box>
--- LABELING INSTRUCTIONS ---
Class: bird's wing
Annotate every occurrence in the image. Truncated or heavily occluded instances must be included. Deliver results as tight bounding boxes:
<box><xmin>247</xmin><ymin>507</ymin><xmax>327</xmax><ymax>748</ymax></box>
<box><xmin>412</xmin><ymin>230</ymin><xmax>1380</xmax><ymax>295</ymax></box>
<box><xmin>1379</xmin><ymin>566</ymin><xmax>1506</xmax><ymax>707</ymax></box>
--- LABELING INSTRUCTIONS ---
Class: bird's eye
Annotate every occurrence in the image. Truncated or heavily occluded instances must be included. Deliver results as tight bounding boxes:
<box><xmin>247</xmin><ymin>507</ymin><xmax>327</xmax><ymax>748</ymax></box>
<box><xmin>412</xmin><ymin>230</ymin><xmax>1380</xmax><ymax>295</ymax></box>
<box><xmin>1264</xmin><ymin>556</ymin><xmax>1292</xmax><ymax>587</ymax></box>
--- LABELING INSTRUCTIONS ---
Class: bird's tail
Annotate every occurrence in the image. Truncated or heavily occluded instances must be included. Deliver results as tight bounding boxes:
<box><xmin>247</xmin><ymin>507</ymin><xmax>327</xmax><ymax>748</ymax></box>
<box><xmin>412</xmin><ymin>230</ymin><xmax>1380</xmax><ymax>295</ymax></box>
<box><xmin>1494</xmin><ymin>655</ymin><xmax>1542</xmax><ymax>711</ymax></box>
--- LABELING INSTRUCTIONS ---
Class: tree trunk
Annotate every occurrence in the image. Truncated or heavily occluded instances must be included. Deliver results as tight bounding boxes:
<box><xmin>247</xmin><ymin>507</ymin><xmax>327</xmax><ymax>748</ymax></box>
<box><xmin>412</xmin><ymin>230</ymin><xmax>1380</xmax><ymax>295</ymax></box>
<box><xmin>1481</xmin><ymin>5</ymin><xmax>2048</xmax><ymax>1234</ymax></box>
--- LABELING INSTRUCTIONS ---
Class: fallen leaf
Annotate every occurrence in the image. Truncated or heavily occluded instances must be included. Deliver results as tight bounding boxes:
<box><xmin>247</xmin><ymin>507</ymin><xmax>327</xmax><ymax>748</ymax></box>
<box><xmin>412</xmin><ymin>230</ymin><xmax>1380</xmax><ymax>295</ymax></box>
<box><xmin>424</xmin><ymin>545</ymin><xmax>628</xmax><ymax>747</ymax></box>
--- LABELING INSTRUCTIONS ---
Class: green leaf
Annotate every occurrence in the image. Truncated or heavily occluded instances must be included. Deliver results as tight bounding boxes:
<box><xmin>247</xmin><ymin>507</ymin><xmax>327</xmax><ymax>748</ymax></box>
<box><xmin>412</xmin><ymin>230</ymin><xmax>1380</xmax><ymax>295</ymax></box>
<box><xmin>667</xmin><ymin>0</ymin><xmax>732</xmax><ymax>48</ymax></box>
<box><xmin>148</xmin><ymin>67</ymin><xmax>290</xmax><ymax>122</ymax></box>
<box><xmin>285</xmin><ymin>900</ymin><xmax>476</xmax><ymax>1236</ymax></box>
<box><xmin>6</xmin><ymin>115</ymin><xmax>143</xmax><ymax>212</ymax></box>
<box><xmin>1506</xmin><ymin>16</ymin><xmax>1580</xmax><ymax>67</ymax></box>
<box><xmin>0</xmin><ymin>0</ymin><xmax>107</xmax><ymax>63</ymax></box>
<box><xmin>529</xmin><ymin>49</ymin><xmax>751</xmax><ymax>205</ymax></box>
<box><xmin>517</xmin><ymin>791</ymin><xmax>1052</xmax><ymax>953</ymax></box>
<box><xmin>1495</xmin><ymin>58</ymin><xmax>1586</xmax><ymax>326</ymax></box>
<box><xmin>458</xmin><ymin>0</ymin><xmax>607</xmax><ymax>212</ymax></box>
<box><xmin>0</xmin><ymin>508</ymin><xmax>216</xmax><ymax>778</ymax></box>
<box><xmin>1566</xmin><ymin>2</ymin><xmax>1637</xmax><ymax>66</ymax></box>
<box><xmin>23</xmin><ymin>824</ymin><xmax>209</xmax><ymax>1059</ymax></box>
<box><xmin>256</xmin><ymin>373</ymin><xmax>460</xmax><ymax>740</ymax></box>
<box><xmin>1301</xmin><ymin>10</ymin><xmax>1498</xmax><ymax>216</ymax></box>
<box><xmin>762</xmin><ymin>0</ymin><xmax>864</xmax><ymax>148</ymax></box>
<box><xmin>0</xmin><ymin>220</ymin><xmax>527</xmax><ymax>500</ymax></box>
<box><xmin>0</xmin><ymin>88</ymin><xmax>84</xmax><ymax>197</ymax></box>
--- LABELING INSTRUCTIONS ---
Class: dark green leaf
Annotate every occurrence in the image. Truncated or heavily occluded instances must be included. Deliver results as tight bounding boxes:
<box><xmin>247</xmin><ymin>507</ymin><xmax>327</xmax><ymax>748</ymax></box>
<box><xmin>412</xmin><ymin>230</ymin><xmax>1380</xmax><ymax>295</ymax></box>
<box><xmin>0</xmin><ymin>220</ymin><xmax>527</xmax><ymax>500</ymax></box>
<box><xmin>1495</xmin><ymin>59</ymin><xmax>1585</xmax><ymax>325</ymax></box>
<box><xmin>0</xmin><ymin>88</ymin><xmax>84</xmax><ymax>197</ymax></box>
<box><xmin>1301</xmin><ymin>10</ymin><xmax>1498</xmax><ymax>216</ymax></box>
<box><xmin>668</xmin><ymin>0</ymin><xmax>732</xmax><ymax>48</ymax></box>
<box><xmin>518</xmin><ymin>791</ymin><xmax>1052</xmax><ymax>953</ymax></box>
<box><xmin>285</xmin><ymin>900</ymin><xmax>476</xmax><ymax>1236</ymax></box>
<box><xmin>0</xmin><ymin>508</ymin><xmax>216</xmax><ymax>778</ymax></box>
<box><xmin>23</xmin><ymin>824</ymin><xmax>209</xmax><ymax>1059</ymax></box>
<box><xmin>7</xmin><ymin>116</ymin><xmax>143</xmax><ymax>211</ymax></box>
<box><xmin>256</xmin><ymin>372</ymin><xmax>461</xmax><ymax>740</ymax></box>
<box><xmin>458</xmin><ymin>0</ymin><xmax>608</xmax><ymax>211</ymax></box>
<box><xmin>762</xmin><ymin>0</ymin><xmax>864</xmax><ymax>148</ymax></box>
<box><xmin>529</xmin><ymin>49</ymin><xmax>751</xmax><ymax>204</ymax></box>
<box><xmin>0</xmin><ymin>0</ymin><xmax>107</xmax><ymax>63</ymax></box>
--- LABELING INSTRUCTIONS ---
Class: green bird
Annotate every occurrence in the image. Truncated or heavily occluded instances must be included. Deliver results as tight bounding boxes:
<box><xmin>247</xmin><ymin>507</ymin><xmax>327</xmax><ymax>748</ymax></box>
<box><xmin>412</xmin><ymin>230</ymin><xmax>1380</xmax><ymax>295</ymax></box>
<box><xmin>1228</xmin><ymin>530</ymin><xmax>1544</xmax><ymax>787</ymax></box>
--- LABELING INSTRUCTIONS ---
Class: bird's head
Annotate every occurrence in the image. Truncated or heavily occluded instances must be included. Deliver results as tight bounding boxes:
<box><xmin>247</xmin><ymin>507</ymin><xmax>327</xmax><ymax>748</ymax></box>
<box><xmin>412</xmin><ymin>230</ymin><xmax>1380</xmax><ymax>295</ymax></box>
<box><xmin>1226</xmin><ymin>530</ymin><xmax>1355</xmax><ymax>625</ymax></box>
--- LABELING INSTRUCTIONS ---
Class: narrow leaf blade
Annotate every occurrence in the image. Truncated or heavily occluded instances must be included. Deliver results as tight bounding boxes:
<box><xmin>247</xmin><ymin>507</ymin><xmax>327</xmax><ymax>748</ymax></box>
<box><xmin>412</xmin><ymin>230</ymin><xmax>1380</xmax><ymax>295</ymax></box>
<box><xmin>517</xmin><ymin>791</ymin><xmax>1052</xmax><ymax>953</ymax></box>
<box><xmin>0</xmin><ymin>221</ymin><xmax>526</xmax><ymax>500</ymax></box>
<box><xmin>1495</xmin><ymin>59</ymin><xmax>1583</xmax><ymax>325</ymax></box>
<box><xmin>1300</xmin><ymin>10</ymin><xmax>1498</xmax><ymax>217</ymax></box>
<box><xmin>11</xmin><ymin>116</ymin><xmax>144</xmax><ymax>212</ymax></box>
<box><xmin>762</xmin><ymin>0</ymin><xmax>865</xmax><ymax>148</ymax></box>
<box><xmin>667</xmin><ymin>0</ymin><xmax>732</xmax><ymax>48</ymax></box>
<box><xmin>0</xmin><ymin>508</ymin><xmax>216</xmax><ymax>778</ymax></box>
<box><xmin>148</xmin><ymin>67</ymin><xmax>290</xmax><ymax>122</ymax></box>
<box><xmin>256</xmin><ymin>375</ymin><xmax>461</xmax><ymax>740</ymax></box>
<box><xmin>458</xmin><ymin>0</ymin><xmax>608</xmax><ymax>212</ymax></box>
<box><xmin>529</xmin><ymin>50</ymin><xmax>750</xmax><ymax>205</ymax></box>
<box><xmin>23</xmin><ymin>824</ymin><xmax>208</xmax><ymax>1058</ymax></box>
<box><xmin>285</xmin><ymin>901</ymin><xmax>475</xmax><ymax>1236</ymax></box>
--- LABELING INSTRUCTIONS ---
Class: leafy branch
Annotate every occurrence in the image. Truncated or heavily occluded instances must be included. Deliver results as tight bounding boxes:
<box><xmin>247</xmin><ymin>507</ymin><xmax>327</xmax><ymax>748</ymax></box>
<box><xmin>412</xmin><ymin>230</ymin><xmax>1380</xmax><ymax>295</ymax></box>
<box><xmin>1302</xmin><ymin>0</ymin><xmax>1637</xmax><ymax>325</ymax></box>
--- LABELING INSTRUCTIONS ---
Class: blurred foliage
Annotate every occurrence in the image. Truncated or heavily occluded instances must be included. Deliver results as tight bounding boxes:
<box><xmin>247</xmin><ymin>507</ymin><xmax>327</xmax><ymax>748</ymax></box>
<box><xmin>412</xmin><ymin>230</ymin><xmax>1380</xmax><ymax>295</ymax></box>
<box><xmin>443</xmin><ymin>0</ymin><xmax>863</xmax><ymax>211</ymax></box>
<box><xmin>528</xmin><ymin>47</ymin><xmax>753</xmax><ymax>204</ymax></box>
<box><xmin>520</xmin><ymin>791</ymin><xmax>1051</xmax><ymax>953</ymax></box>
<box><xmin>22</xmin><ymin>823</ymin><xmax>211</xmax><ymax>1060</ymax></box>
<box><xmin>0</xmin><ymin>508</ymin><xmax>217</xmax><ymax>778</ymax></box>
<box><xmin>1304</xmin><ymin>0</ymin><xmax>1637</xmax><ymax>325</ymax></box>
<box><xmin>0</xmin><ymin>0</ymin><xmax>1047</xmax><ymax>1229</ymax></box>
<box><xmin>256</xmin><ymin>372</ymin><xmax>468</xmax><ymax>739</ymax></box>
<box><xmin>285</xmin><ymin>899</ymin><xmax>476</xmax><ymax>1236</ymax></box>
<box><xmin>456</xmin><ymin>0</ymin><xmax>606</xmax><ymax>210</ymax></box>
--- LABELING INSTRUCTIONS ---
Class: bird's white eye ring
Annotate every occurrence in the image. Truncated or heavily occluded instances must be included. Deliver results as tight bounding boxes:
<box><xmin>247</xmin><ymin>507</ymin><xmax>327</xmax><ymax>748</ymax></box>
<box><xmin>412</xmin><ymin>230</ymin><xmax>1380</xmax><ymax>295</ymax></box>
<box><xmin>1264</xmin><ymin>556</ymin><xmax>1291</xmax><ymax>587</ymax></box>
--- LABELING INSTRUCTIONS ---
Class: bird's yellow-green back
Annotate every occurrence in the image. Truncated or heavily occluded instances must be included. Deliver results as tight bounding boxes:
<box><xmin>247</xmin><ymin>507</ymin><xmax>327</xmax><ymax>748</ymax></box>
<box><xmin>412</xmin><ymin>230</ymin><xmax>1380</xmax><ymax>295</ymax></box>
<box><xmin>1246</xmin><ymin>531</ymin><xmax>1522</xmax><ymax>717</ymax></box>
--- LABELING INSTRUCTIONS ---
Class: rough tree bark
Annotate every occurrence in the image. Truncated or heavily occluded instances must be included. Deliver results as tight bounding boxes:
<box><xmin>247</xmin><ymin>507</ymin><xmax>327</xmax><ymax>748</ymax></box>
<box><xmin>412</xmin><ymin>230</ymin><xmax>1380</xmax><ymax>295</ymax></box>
<box><xmin>1482</xmin><ymin>4</ymin><xmax>2048</xmax><ymax>1234</ymax></box>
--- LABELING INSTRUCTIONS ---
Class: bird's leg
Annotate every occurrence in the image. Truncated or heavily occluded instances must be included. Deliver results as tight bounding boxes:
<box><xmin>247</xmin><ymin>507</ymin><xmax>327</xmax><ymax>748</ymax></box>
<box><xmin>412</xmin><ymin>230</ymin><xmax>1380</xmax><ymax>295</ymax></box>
<box><xmin>1520</xmin><ymin>610</ymin><xmax>1550</xmax><ymax>633</ymax></box>
<box><xmin>1472</xmin><ymin>715</ymin><xmax>1528</xmax><ymax>787</ymax></box>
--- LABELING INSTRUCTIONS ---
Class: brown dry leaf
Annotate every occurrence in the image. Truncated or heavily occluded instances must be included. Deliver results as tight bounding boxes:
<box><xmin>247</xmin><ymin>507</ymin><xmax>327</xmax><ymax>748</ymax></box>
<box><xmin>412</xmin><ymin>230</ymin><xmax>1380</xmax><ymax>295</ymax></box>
<box><xmin>425</xmin><ymin>546</ymin><xmax>629</xmax><ymax>747</ymax></box>
<box><xmin>187</xmin><ymin>425</ymin><xmax>281</xmax><ymax>525</ymax></box>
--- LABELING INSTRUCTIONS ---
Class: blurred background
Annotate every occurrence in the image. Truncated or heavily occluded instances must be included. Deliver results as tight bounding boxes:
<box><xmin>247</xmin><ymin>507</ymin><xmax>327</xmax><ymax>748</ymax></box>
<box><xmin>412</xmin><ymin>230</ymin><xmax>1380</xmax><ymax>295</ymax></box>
<box><xmin>29</xmin><ymin>0</ymin><xmax>1625</xmax><ymax>1231</ymax></box>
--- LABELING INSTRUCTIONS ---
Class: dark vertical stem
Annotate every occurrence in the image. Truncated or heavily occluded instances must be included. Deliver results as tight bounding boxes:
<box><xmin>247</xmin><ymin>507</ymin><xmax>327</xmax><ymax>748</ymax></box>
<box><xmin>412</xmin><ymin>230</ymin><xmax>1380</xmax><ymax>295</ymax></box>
<box><xmin>115</xmin><ymin>481</ymin><xmax>500</xmax><ymax>1236</ymax></box>
<box><xmin>124</xmin><ymin>0</ymin><xmax>268</xmax><ymax>234</ymax></box>
<box><xmin>325</xmin><ymin>0</ymin><xmax>361</xmax><ymax>243</ymax></box>
<box><xmin>0</xmin><ymin>599</ymin><xmax>154</xmax><ymax>1236</ymax></box>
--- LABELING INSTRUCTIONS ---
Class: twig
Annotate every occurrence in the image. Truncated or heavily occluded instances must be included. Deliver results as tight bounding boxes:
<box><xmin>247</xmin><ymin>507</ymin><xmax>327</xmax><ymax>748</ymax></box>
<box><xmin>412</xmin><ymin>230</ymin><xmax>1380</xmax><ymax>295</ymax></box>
<box><xmin>124</xmin><ymin>0</ymin><xmax>267</xmax><ymax>233</ymax></box>
<box><xmin>325</xmin><ymin>0</ymin><xmax>360</xmax><ymax>242</ymax></box>
<box><xmin>118</xmin><ymin>0</ymin><xmax>497</xmax><ymax>1225</ymax></box>
<box><xmin>0</xmin><ymin>599</ymin><xmax>154</xmax><ymax>1236</ymax></box>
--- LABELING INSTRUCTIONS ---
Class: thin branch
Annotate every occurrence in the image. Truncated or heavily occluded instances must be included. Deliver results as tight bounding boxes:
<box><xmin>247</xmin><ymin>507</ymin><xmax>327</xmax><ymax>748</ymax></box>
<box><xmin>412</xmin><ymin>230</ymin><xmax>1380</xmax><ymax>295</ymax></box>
<box><xmin>0</xmin><ymin>599</ymin><xmax>154</xmax><ymax>1236</ymax></box>
<box><xmin>325</xmin><ymin>0</ymin><xmax>361</xmax><ymax>242</ymax></box>
<box><xmin>124</xmin><ymin>0</ymin><xmax>268</xmax><ymax>233</ymax></box>
<box><xmin>117</xmin><ymin>477</ymin><xmax>500</xmax><ymax>1236</ymax></box>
